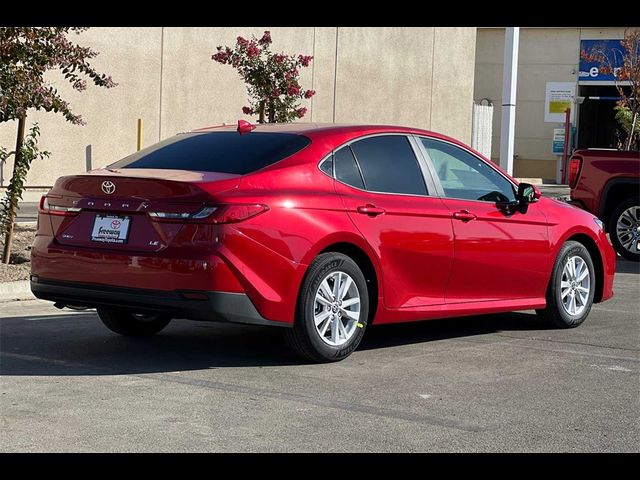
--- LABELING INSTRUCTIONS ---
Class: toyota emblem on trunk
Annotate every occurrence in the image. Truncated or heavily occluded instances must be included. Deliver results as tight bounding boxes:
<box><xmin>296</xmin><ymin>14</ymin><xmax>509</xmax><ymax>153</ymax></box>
<box><xmin>101</xmin><ymin>181</ymin><xmax>116</xmax><ymax>195</ymax></box>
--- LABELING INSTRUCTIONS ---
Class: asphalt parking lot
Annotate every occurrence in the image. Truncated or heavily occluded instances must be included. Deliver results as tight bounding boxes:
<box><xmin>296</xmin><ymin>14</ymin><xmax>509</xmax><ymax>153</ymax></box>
<box><xmin>1</xmin><ymin>258</ymin><xmax>638</xmax><ymax>452</ymax></box>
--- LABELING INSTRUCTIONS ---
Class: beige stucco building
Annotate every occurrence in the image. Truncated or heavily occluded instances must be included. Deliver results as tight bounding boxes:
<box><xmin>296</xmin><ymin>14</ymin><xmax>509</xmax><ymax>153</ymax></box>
<box><xmin>0</xmin><ymin>27</ymin><xmax>477</xmax><ymax>190</ymax></box>
<box><xmin>474</xmin><ymin>27</ymin><xmax>632</xmax><ymax>181</ymax></box>
<box><xmin>2</xmin><ymin>26</ymin><xmax>632</xmax><ymax>191</ymax></box>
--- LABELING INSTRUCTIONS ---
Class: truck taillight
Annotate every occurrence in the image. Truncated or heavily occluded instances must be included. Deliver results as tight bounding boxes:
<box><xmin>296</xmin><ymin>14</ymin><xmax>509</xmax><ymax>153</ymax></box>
<box><xmin>148</xmin><ymin>204</ymin><xmax>269</xmax><ymax>224</ymax></box>
<box><xmin>39</xmin><ymin>195</ymin><xmax>81</xmax><ymax>216</ymax></box>
<box><xmin>568</xmin><ymin>156</ymin><xmax>583</xmax><ymax>188</ymax></box>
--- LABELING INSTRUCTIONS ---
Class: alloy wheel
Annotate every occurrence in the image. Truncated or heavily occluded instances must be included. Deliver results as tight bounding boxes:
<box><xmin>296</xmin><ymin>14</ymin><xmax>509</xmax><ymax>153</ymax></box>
<box><xmin>313</xmin><ymin>271</ymin><xmax>361</xmax><ymax>346</ymax></box>
<box><xmin>560</xmin><ymin>255</ymin><xmax>591</xmax><ymax>316</ymax></box>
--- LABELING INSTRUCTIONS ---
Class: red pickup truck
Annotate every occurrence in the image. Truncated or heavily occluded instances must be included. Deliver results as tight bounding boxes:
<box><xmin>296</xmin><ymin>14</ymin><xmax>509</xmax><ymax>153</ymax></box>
<box><xmin>568</xmin><ymin>149</ymin><xmax>640</xmax><ymax>261</ymax></box>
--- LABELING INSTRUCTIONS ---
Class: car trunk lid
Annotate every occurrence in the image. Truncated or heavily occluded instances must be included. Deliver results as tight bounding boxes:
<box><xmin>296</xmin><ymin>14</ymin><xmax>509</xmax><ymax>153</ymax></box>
<box><xmin>44</xmin><ymin>169</ymin><xmax>240</xmax><ymax>252</ymax></box>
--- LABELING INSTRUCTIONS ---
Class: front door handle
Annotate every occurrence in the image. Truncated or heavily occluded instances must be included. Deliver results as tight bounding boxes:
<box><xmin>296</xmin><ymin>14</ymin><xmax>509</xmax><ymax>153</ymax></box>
<box><xmin>452</xmin><ymin>210</ymin><xmax>477</xmax><ymax>222</ymax></box>
<box><xmin>357</xmin><ymin>204</ymin><xmax>385</xmax><ymax>217</ymax></box>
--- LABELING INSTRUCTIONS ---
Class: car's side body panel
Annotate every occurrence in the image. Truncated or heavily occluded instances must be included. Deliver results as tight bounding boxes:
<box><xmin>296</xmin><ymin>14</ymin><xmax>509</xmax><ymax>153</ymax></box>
<box><xmin>440</xmin><ymin>198</ymin><xmax>551</xmax><ymax>303</ymax></box>
<box><xmin>335</xmin><ymin>181</ymin><xmax>455</xmax><ymax>309</ymax></box>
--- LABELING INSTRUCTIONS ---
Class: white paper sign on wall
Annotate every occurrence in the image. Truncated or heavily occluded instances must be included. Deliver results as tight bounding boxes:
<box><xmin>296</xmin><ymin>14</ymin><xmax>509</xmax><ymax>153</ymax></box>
<box><xmin>545</xmin><ymin>82</ymin><xmax>576</xmax><ymax>123</ymax></box>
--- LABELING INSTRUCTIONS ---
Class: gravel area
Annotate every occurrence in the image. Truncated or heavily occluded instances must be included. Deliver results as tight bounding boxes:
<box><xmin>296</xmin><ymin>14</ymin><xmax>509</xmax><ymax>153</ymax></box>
<box><xmin>0</xmin><ymin>223</ymin><xmax>36</xmax><ymax>282</ymax></box>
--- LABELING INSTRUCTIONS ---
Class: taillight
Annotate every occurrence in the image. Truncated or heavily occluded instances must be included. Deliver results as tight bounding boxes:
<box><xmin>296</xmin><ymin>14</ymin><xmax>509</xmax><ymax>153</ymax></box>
<box><xmin>568</xmin><ymin>156</ymin><xmax>582</xmax><ymax>188</ymax></box>
<box><xmin>39</xmin><ymin>195</ymin><xmax>81</xmax><ymax>216</ymax></box>
<box><xmin>148</xmin><ymin>204</ymin><xmax>269</xmax><ymax>224</ymax></box>
<box><xmin>148</xmin><ymin>206</ymin><xmax>218</xmax><ymax>220</ymax></box>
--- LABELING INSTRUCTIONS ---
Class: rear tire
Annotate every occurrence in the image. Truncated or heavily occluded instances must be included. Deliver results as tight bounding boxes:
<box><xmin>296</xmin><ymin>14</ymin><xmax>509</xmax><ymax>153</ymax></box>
<box><xmin>284</xmin><ymin>253</ymin><xmax>369</xmax><ymax>363</ymax></box>
<box><xmin>536</xmin><ymin>241</ymin><xmax>595</xmax><ymax>328</ymax></box>
<box><xmin>608</xmin><ymin>197</ymin><xmax>640</xmax><ymax>261</ymax></box>
<box><xmin>97</xmin><ymin>308</ymin><xmax>171</xmax><ymax>337</ymax></box>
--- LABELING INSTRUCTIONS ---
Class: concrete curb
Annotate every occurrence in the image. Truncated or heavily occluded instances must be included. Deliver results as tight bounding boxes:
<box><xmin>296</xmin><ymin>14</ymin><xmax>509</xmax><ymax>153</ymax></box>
<box><xmin>0</xmin><ymin>280</ymin><xmax>35</xmax><ymax>303</ymax></box>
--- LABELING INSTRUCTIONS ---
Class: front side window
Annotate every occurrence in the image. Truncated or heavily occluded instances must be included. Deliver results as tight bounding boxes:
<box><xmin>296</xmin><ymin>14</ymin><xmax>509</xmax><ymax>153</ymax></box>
<box><xmin>349</xmin><ymin>135</ymin><xmax>428</xmax><ymax>196</ymax></box>
<box><xmin>420</xmin><ymin>138</ymin><xmax>516</xmax><ymax>203</ymax></box>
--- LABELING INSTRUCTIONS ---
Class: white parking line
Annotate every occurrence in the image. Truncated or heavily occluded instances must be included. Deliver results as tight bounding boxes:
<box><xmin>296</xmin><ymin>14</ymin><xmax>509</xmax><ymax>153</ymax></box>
<box><xmin>590</xmin><ymin>364</ymin><xmax>634</xmax><ymax>373</ymax></box>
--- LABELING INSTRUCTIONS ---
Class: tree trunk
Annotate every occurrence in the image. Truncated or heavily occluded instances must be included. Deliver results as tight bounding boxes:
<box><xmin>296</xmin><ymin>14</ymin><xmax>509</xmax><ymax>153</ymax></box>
<box><xmin>627</xmin><ymin>111</ymin><xmax>638</xmax><ymax>151</ymax></box>
<box><xmin>268</xmin><ymin>99</ymin><xmax>275</xmax><ymax>123</ymax></box>
<box><xmin>258</xmin><ymin>101</ymin><xmax>265</xmax><ymax>124</ymax></box>
<box><xmin>2</xmin><ymin>114</ymin><xmax>27</xmax><ymax>264</ymax></box>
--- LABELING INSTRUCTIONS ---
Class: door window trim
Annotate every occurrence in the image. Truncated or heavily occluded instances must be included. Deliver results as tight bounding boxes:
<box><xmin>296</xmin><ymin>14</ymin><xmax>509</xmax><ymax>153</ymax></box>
<box><xmin>413</xmin><ymin>134</ymin><xmax>518</xmax><ymax>203</ymax></box>
<box><xmin>316</xmin><ymin>132</ymin><xmax>439</xmax><ymax>198</ymax></box>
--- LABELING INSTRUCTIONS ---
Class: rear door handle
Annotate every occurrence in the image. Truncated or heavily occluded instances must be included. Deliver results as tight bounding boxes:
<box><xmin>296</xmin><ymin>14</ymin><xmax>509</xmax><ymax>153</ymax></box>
<box><xmin>452</xmin><ymin>210</ymin><xmax>477</xmax><ymax>222</ymax></box>
<box><xmin>357</xmin><ymin>204</ymin><xmax>385</xmax><ymax>217</ymax></box>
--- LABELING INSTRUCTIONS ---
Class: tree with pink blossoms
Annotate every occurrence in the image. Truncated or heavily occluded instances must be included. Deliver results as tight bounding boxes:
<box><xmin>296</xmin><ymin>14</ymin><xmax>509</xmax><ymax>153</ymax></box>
<box><xmin>0</xmin><ymin>27</ymin><xmax>117</xmax><ymax>263</ymax></box>
<box><xmin>212</xmin><ymin>31</ymin><xmax>315</xmax><ymax>123</ymax></box>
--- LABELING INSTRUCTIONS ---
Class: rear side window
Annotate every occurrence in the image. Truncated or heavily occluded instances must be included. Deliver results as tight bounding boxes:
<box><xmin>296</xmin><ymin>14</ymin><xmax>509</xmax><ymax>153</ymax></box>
<box><xmin>109</xmin><ymin>132</ymin><xmax>311</xmax><ymax>175</ymax></box>
<box><xmin>334</xmin><ymin>146</ymin><xmax>365</xmax><ymax>190</ymax></box>
<box><xmin>350</xmin><ymin>135</ymin><xmax>428</xmax><ymax>195</ymax></box>
<box><xmin>319</xmin><ymin>156</ymin><xmax>333</xmax><ymax>176</ymax></box>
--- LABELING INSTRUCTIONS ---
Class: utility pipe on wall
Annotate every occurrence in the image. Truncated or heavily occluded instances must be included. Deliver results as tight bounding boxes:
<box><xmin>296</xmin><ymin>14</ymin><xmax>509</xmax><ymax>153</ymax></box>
<box><xmin>499</xmin><ymin>27</ymin><xmax>519</xmax><ymax>176</ymax></box>
<box><xmin>137</xmin><ymin>118</ymin><xmax>143</xmax><ymax>151</ymax></box>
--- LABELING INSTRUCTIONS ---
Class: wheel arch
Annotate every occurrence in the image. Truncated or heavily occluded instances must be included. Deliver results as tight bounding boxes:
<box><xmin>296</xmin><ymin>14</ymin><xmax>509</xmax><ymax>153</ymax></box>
<box><xmin>599</xmin><ymin>178</ymin><xmax>639</xmax><ymax>224</ymax></box>
<box><xmin>566</xmin><ymin>233</ymin><xmax>604</xmax><ymax>303</ymax></box>
<box><xmin>319</xmin><ymin>242</ymin><xmax>380</xmax><ymax>324</ymax></box>
<box><xmin>296</xmin><ymin>232</ymin><xmax>383</xmax><ymax>323</ymax></box>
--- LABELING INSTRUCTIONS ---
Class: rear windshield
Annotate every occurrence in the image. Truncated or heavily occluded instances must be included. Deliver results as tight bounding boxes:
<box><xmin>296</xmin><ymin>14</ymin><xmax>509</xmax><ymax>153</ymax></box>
<box><xmin>109</xmin><ymin>132</ymin><xmax>311</xmax><ymax>174</ymax></box>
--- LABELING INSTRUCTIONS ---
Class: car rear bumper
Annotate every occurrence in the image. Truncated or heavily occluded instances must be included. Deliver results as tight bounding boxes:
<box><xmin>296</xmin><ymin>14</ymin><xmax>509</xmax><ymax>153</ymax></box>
<box><xmin>30</xmin><ymin>277</ymin><xmax>289</xmax><ymax>328</ymax></box>
<box><xmin>31</xmin><ymin>228</ymin><xmax>304</xmax><ymax>324</ymax></box>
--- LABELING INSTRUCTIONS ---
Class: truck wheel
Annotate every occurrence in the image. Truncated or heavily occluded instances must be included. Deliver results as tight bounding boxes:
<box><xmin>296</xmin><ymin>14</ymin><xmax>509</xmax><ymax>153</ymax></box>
<box><xmin>608</xmin><ymin>197</ymin><xmax>640</xmax><ymax>261</ymax></box>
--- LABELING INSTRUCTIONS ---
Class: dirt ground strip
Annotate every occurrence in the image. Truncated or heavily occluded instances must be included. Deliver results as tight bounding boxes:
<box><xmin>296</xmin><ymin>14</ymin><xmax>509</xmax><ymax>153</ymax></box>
<box><xmin>0</xmin><ymin>224</ymin><xmax>36</xmax><ymax>283</ymax></box>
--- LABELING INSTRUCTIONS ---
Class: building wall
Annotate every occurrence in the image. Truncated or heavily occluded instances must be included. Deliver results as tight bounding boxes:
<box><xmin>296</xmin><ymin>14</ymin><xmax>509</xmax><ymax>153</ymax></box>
<box><xmin>474</xmin><ymin>27</ymin><xmax>627</xmax><ymax>181</ymax></box>
<box><xmin>0</xmin><ymin>27</ymin><xmax>477</xmax><ymax>188</ymax></box>
<box><xmin>1</xmin><ymin>27</ymin><xmax>163</xmax><ymax>187</ymax></box>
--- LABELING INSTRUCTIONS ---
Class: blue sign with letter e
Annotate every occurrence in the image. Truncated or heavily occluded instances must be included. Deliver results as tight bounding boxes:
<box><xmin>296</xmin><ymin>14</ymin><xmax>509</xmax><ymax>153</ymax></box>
<box><xmin>579</xmin><ymin>39</ymin><xmax>625</xmax><ymax>82</ymax></box>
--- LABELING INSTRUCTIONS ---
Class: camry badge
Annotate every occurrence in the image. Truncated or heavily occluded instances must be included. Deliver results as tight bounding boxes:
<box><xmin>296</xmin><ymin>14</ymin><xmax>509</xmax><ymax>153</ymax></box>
<box><xmin>101</xmin><ymin>180</ymin><xmax>116</xmax><ymax>195</ymax></box>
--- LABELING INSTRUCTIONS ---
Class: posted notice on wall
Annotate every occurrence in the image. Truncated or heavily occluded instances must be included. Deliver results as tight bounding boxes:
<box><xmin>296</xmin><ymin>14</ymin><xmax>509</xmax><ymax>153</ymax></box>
<box><xmin>552</xmin><ymin>128</ymin><xmax>565</xmax><ymax>155</ymax></box>
<box><xmin>545</xmin><ymin>82</ymin><xmax>576</xmax><ymax>123</ymax></box>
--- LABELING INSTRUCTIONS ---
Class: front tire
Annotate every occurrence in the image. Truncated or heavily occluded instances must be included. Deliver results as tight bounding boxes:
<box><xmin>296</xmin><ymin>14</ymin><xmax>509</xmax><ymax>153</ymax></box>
<box><xmin>284</xmin><ymin>253</ymin><xmax>369</xmax><ymax>363</ymax></box>
<box><xmin>97</xmin><ymin>308</ymin><xmax>171</xmax><ymax>337</ymax></box>
<box><xmin>608</xmin><ymin>197</ymin><xmax>640</xmax><ymax>261</ymax></box>
<box><xmin>536</xmin><ymin>241</ymin><xmax>595</xmax><ymax>328</ymax></box>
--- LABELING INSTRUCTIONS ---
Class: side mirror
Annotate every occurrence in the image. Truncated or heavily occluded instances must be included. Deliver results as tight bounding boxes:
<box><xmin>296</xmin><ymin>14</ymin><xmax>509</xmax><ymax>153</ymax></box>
<box><xmin>515</xmin><ymin>182</ymin><xmax>541</xmax><ymax>213</ymax></box>
<box><xmin>496</xmin><ymin>183</ymin><xmax>541</xmax><ymax>215</ymax></box>
<box><xmin>518</xmin><ymin>183</ymin><xmax>538</xmax><ymax>204</ymax></box>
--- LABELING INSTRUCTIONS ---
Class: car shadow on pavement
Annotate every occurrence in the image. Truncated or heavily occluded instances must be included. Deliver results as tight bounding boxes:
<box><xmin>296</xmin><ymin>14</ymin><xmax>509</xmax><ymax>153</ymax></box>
<box><xmin>361</xmin><ymin>312</ymin><xmax>549</xmax><ymax>351</ymax></box>
<box><xmin>616</xmin><ymin>257</ymin><xmax>640</xmax><ymax>274</ymax></box>
<box><xmin>0</xmin><ymin>314</ymin><xmax>300</xmax><ymax>375</ymax></box>
<box><xmin>0</xmin><ymin>309</ymin><xmax>551</xmax><ymax>376</ymax></box>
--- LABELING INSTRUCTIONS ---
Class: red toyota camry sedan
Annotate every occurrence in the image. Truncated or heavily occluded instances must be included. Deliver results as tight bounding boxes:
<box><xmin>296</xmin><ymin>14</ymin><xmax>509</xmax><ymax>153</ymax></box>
<box><xmin>31</xmin><ymin>122</ymin><xmax>616</xmax><ymax>362</ymax></box>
